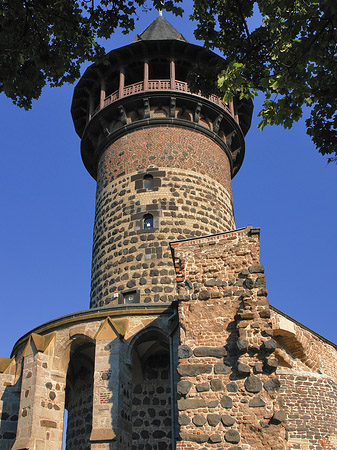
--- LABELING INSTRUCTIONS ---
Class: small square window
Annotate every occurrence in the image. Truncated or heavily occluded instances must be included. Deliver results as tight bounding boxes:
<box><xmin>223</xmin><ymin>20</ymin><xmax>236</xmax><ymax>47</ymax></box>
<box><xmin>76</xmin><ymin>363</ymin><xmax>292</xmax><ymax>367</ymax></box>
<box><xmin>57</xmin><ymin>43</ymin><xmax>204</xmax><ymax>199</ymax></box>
<box><xmin>123</xmin><ymin>291</ymin><xmax>137</xmax><ymax>304</ymax></box>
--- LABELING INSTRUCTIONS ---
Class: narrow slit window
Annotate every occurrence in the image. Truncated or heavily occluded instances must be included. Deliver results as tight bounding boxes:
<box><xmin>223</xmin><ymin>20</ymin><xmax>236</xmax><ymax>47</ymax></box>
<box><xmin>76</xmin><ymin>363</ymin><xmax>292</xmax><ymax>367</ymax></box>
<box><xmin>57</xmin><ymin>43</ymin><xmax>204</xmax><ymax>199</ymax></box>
<box><xmin>143</xmin><ymin>174</ymin><xmax>154</xmax><ymax>189</ymax></box>
<box><xmin>143</xmin><ymin>214</ymin><xmax>153</xmax><ymax>229</ymax></box>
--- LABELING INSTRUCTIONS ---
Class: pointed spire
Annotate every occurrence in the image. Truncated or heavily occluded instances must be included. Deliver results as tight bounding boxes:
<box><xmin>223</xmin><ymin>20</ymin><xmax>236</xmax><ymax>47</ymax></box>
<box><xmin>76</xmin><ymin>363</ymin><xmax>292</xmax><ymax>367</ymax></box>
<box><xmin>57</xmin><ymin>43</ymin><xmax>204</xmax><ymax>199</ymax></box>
<box><xmin>136</xmin><ymin>15</ymin><xmax>187</xmax><ymax>42</ymax></box>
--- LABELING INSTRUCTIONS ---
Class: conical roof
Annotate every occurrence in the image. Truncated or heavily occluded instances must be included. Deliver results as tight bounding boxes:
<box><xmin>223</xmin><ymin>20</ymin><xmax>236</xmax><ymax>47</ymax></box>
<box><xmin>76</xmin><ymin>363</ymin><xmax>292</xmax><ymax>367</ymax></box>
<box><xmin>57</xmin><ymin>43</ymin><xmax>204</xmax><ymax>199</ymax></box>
<box><xmin>135</xmin><ymin>15</ymin><xmax>187</xmax><ymax>42</ymax></box>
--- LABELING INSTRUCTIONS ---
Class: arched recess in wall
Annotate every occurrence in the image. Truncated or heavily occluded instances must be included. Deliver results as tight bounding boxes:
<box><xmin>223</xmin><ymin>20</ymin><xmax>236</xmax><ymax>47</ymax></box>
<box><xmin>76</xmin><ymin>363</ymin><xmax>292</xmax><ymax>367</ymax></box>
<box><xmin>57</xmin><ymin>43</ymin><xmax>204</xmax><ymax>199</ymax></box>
<box><xmin>131</xmin><ymin>328</ymin><xmax>172</xmax><ymax>450</ymax></box>
<box><xmin>64</xmin><ymin>336</ymin><xmax>95</xmax><ymax>450</ymax></box>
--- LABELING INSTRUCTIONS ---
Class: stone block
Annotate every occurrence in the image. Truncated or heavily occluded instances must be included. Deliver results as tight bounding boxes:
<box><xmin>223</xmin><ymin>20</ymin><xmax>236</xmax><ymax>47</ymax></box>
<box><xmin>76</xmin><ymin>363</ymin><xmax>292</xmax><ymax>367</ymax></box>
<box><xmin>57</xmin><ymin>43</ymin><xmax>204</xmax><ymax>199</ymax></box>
<box><xmin>180</xmin><ymin>432</ymin><xmax>208</xmax><ymax>443</ymax></box>
<box><xmin>255</xmin><ymin>276</ymin><xmax>266</xmax><ymax>288</ymax></box>
<box><xmin>249</xmin><ymin>396</ymin><xmax>266</xmax><ymax>407</ymax></box>
<box><xmin>265</xmin><ymin>358</ymin><xmax>278</xmax><ymax>370</ymax></box>
<box><xmin>244</xmin><ymin>278</ymin><xmax>254</xmax><ymax>289</ymax></box>
<box><xmin>178</xmin><ymin>345</ymin><xmax>192</xmax><ymax>359</ymax></box>
<box><xmin>225</xmin><ymin>430</ymin><xmax>240</xmax><ymax>444</ymax></box>
<box><xmin>214</xmin><ymin>363</ymin><xmax>231</xmax><ymax>375</ymax></box>
<box><xmin>208</xmin><ymin>400</ymin><xmax>219</xmax><ymax>408</ymax></box>
<box><xmin>220</xmin><ymin>395</ymin><xmax>232</xmax><ymax>408</ymax></box>
<box><xmin>210</xmin><ymin>379</ymin><xmax>224</xmax><ymax>391</ymax></box>
<box><xmin>248</xmin><ymin>265</ymin><xmax>264</xmax><ymax>273</ymax></box>
<box><xmin>236</xmin><ymin>340</ymin><xmax>249</xmax><ymax>353</ymax></box>
<box><xmin>177</xmin><ymin>398</ymin><xmax>207</xmax><ymax>411</ymax></box>
<box><xmin>227</xmin><ymin>382</ymin><xmax>238</xmax><ymax>392</ymax></box>
<box><xmin>261</xmin><ymin>339</ymin><xmax>277</xmax><ymax>352</ymax></box>
<box><xmin>244</xmin><ymin>376</ymin><xmax>262</xmax><ymax>393</ymax></box>
<box><xmin>178</xmin><ymin>414</ymin><xmax>191</xmax><ymax>425</ymax></box>
<box><xmin>264</xmin><ymin>378</ymin><xmax>280</xmax><ymax>392</ymax></box>
<box><xmin>177</xmin><ymin>380</ymin><xmax>193</xmax><ymax>395</ymax></box>
<box><xmin>193</xmin><ymin>347</ymin><xmax>227</xmax><ymax>358</ymax></box>
<box><xmin>207</xmin><ymin>414</ymin><xmax>221</xmax><ymax>426</ymax></box>
<box><xmin>221</xmin><ymin>414</ymin><xmax>236</xmax><ymax>426</ymax></box>
<box><xmin>237</xmin><ymin>363</ymin><xmax>250</xmax><ymax>375</ymax></box>
<box><xmin>271</xmin><ymin>410</ymin><xmax>287</xmax><ymax>424</ymax></box>
<box><xmin>192</xmin><ymin>415</ymin><xmax>207</xmax><ymax>426</ymax></box>
<box><xmin>198</xmin><ymin>290</ymin><xmax>211</xmax><ymax>300</ymax></box>
<box><xmin>209</xmin><ymin>433</ymin><xmax>222</xmax><ymax>443</ymax></box>
<box><xmin>177</xmin><ymin>364</ymin><xmax>212</xmax><ymax>377</ymax></box>
<box><xmin>40</xmin><ymin>420</ymin><xmax>57</xmax><ymax>428</ymax></box>
<box><xmin>196</xmin><ymin>382</ymin><xmax>210</xmax><ymax>392</ymax></box>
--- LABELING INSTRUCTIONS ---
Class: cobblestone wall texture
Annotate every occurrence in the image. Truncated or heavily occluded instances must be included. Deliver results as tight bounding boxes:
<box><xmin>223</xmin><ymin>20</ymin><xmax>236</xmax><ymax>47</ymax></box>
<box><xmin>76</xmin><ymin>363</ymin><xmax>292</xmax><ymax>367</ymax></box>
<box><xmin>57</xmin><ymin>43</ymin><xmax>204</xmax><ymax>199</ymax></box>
<box><xmin>66</xmin><ymin>369</ymin><xmax>93</xmax><ymax>449</ymax></box>
<box><xmin>132</xmin><ymin>353</ymin><xmax>171</xmax><ymax>450</ymax></box>
<box><xmin>91</xmin><ymin>127</ymin><xmax>235</xmax><ymax>309</ymax></box>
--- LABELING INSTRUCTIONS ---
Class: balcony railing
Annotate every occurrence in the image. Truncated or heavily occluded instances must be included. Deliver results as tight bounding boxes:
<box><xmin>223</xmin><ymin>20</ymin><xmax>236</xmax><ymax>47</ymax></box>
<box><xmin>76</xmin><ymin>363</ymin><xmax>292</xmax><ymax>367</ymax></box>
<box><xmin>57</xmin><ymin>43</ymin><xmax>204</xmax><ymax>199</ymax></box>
<box><xmin>96</xmin><ymin>79</ymin><xmax>233</xmax><ymax>117</ymax></box>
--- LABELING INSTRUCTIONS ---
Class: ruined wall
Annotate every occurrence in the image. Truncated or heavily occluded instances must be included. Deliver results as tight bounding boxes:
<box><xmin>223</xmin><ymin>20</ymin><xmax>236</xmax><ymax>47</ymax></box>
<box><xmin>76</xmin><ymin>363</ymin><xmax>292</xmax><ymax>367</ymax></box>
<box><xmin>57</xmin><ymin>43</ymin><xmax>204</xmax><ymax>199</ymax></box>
<box><xmin>171</xmin><ymin>227</ymin><xmax>288</xmax><ymax>450</ymax></box>
<box><xmin>171</xmin><ymin>227</ymin><xmax>337</xmax><ymax>450</ymax></box>
<box><xmin>91</xmin><ymin>126</ymin><xmax>235</xmax><ymax>309</ymax></box>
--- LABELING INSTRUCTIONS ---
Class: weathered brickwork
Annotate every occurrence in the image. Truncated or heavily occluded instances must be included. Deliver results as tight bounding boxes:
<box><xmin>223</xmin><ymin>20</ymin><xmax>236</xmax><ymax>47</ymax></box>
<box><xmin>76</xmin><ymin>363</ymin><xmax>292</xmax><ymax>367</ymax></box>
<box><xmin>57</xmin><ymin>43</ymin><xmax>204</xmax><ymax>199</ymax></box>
<box><xmin>171</xmin><ymin>227</ymin><xmax>288</xmax><ymax>449</ymax></box>
<box><xmin>170</xmin><ymin>227</ymin><xmax>337</xmax><ymax>450</ymax></box>
<box><xmin>271</xmin><ymin>311</ymin><xmax>337</xmax><ymax>378</ymax></box>
<box><xmin>91</xmin><ymin>127</ymin><xmax>235</xmax><ymax>309</ymax></box>
<box><xmin>278</xmin><ymin>370</ymin><xmax>337</xmax><ymax>450</ymax></box>
<box><xmin>97</xmin><ymin>127</ymin><xmax>233</xmax><ymax>195</ymax></box>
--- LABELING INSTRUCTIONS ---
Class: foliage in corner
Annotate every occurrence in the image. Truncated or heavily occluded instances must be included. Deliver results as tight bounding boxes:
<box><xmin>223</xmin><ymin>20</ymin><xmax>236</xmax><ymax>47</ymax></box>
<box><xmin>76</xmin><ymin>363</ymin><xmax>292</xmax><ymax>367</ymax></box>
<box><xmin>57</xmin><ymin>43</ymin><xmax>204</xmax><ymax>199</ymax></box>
<box><xmin>0</xmin><ymin>0</ymin><xmax>183</xmax><ymax>109</ymax></box>
<box><xmin>191</xmin><ymin>0</ymin><xmax>337</xmax><ymax>160</ymax></box>
<box><xmin>1</xmin><ymin>0</ymin><xmax>336</xmax><ymax>160</ymax></box>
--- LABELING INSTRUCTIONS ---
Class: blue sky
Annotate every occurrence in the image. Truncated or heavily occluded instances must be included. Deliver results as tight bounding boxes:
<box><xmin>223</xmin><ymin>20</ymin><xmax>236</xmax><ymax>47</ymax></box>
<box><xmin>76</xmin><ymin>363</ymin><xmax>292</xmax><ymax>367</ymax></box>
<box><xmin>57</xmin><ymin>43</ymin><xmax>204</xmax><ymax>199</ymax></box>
<box><xmin>0</xmin><ymin>5</ymin><xmax>336</xmax><ymax>358</ymax></box>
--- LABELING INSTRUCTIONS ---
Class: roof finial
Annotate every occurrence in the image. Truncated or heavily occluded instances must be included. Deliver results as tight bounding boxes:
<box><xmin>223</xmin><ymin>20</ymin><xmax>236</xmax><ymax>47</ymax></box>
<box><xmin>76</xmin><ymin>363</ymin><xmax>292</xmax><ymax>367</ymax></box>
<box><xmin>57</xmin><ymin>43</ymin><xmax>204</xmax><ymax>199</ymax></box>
<box><xmin>159</xmin><ymin>9</ymin><xmax>163</xmax><ymax>16</ymax></box>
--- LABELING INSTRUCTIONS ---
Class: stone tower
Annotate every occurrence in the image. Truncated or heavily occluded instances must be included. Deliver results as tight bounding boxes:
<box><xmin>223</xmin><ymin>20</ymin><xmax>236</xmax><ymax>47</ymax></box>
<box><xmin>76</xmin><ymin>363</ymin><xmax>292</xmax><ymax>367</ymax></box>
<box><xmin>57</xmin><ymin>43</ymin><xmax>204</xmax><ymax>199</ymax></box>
<box><xmin>0</xmin><ymin>15</ymin><xmax>336</xmax><ymax>450</ymax></box>
<box><xmin>70</xmin><ymin>15</ymin><xmax>252</xmax><ymax>310</ymax></box>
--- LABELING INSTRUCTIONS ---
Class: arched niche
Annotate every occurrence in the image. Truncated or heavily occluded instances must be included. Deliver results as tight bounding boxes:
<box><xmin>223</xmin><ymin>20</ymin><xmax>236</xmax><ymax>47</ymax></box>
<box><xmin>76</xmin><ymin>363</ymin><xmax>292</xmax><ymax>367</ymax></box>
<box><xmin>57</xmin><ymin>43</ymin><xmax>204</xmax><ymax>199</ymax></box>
<box><xmin>64</xmin><ymin>336</ymin><xmax>95</xmax><ymax>450</ymax></box>
<box><xmin>130</xmin><ymin>328</ymin><xmax>172</xmax><ymax>450</ymax></box>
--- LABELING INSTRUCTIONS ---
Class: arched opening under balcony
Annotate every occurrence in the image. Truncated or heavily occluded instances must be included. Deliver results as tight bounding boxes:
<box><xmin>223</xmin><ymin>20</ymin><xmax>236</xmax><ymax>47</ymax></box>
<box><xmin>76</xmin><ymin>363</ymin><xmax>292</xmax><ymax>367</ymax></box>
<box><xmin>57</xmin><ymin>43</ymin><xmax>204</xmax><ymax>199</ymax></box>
<box><xmin>64</xmin><ymin>337</ymin><xmax>95</xmax><ymax>450</ymax></box>
<box><xmin>131</xmin><ymin>329</ymin><xmax>171</xmax><ymax>450</ymax></box>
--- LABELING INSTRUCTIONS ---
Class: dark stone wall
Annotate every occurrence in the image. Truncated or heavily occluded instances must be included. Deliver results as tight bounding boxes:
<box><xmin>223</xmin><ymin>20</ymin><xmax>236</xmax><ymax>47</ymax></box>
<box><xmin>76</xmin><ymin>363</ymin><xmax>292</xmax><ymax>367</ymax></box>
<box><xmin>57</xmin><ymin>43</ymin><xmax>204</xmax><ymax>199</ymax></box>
<box><xmin>132</xmin><ymin>352</ymin><xmax>171</xmax><ymax>450</ymax></box>
<box><xmin>65</xmin><ymin>368</ymin><xmax>93</xmax><ymax>450</ymax></box>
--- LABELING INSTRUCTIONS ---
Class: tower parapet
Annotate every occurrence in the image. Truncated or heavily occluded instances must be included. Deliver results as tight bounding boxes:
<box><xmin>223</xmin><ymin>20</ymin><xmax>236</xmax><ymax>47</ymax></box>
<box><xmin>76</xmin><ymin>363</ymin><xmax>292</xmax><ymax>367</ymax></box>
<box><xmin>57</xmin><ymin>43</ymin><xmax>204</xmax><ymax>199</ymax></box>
<box><xmin>71</xmin><ymin>16</ymin><xmax>253</xmax><ymax>309</ymax></box>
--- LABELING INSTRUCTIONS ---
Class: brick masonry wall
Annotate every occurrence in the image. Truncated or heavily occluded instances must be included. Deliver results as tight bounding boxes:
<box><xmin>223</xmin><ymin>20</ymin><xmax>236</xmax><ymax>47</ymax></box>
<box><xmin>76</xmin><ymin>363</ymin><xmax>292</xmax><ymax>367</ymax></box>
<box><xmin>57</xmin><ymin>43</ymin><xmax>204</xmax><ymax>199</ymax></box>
<box><xmin>96</xmin><ymin>127</ymin><xmax>233</xmax><ymax>195</ymax></box>
<box><xmin>171</xmin><ymin>227</ymin><xmax>337</xmax><ymax>450</ymax></box>
<box><xmin>278</xmin><ymin>369</ymin><xmax>337</xmax><ymax>450</ymax></box>
<box><xmin>91</xmin><ymin>126</ymin><xmax>235</xmax><ymax>309</ymax></box>
<box><xmin>171</xmin><ymin>227</ymin><xmax>289</xmax><ymax>450</ymax></box>
<box><xmin>271</xmin><ymin>310</ymin><xmax>337</xmax><ymax>378</ymax></box>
